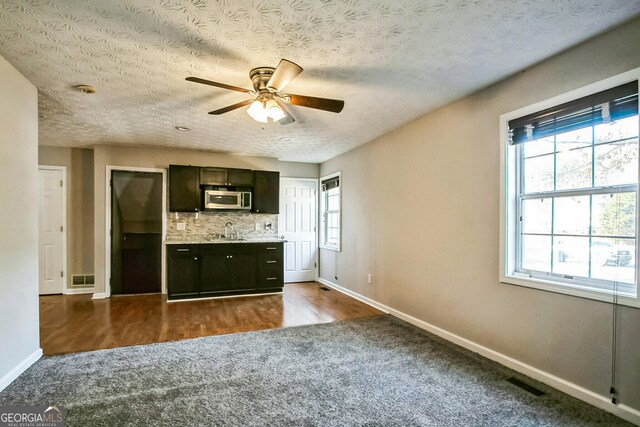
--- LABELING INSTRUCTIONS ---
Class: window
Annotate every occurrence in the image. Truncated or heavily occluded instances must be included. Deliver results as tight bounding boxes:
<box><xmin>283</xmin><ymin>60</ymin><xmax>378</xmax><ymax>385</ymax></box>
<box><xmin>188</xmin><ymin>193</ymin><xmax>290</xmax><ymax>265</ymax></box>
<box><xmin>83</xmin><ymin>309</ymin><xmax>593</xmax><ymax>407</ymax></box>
<box><xmin>501</xmin><ymin>71</ymin><xmax>640</xmax><ymax>307</ymax></box>
<box><xmin>320</xmin><ymin>172</ymin><xmax>341</xmax><ymax>251</ymax></box>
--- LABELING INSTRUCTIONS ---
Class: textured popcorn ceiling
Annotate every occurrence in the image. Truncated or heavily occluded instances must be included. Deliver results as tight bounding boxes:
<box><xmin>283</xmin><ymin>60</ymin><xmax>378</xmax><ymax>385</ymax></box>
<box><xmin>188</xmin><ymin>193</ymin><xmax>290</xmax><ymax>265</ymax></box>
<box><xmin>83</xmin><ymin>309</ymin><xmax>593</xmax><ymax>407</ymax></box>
<box><xmin>0</xmin><ymin>1</ymin><xmax>639</xmax><ymax>163</ymax></box>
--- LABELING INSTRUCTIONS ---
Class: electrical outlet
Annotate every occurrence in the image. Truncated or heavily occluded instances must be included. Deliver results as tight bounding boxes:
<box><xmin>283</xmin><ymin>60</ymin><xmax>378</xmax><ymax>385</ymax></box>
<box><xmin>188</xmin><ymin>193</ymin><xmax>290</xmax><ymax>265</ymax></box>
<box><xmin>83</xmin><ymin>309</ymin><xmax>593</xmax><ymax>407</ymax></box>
<box><xmin>367</xmin><ymin>274</ymin><xmax>372</xmax><ymax>284</ymax></box>
<box><xmin>177</xmin><ymin>223</ymin><xmax>186</xmax><ymax>231</ymax></box>
<box><xmin>255</xmin><ymin>222</ymin><xmax>261</xmax><ymax>231</ymax></box>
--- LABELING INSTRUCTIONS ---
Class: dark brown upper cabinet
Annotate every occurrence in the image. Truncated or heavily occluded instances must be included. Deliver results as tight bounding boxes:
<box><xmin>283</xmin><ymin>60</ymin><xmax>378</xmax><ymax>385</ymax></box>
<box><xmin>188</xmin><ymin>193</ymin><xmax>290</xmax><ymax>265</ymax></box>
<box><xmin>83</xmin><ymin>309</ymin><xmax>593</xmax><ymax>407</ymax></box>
<box><xmin>200</xmin><ymin>167</ymin><xmax>227</xmax><ymax>186</ymax></box>
<box><xmin>227</xmin><ymin>168</ymin><xmax>254</xmax><ymax>187</ymax></box>
<box><xmin>200</xmin><ymin>167</ymin><xmax>254</xmax><ymax>187</ymax></box>
<box><xmin>169</xmin><ymin>165</ymin><xmax>200</xmax><ymax>212</ymax></box>
<box><xmin>252</xmin><ymin>170</ymin><xmax>280</xmax><ymax>214</ymax></box>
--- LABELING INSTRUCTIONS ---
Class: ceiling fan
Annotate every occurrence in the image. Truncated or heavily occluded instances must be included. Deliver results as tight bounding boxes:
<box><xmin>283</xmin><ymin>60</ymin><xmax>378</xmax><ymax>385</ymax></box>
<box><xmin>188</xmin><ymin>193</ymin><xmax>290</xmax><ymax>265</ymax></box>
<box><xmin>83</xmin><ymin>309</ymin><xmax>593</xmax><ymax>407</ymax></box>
<box><xmin>186</xmin><ymin>59</ymin><xmax>344</xmax><ymax>125</ymax></box>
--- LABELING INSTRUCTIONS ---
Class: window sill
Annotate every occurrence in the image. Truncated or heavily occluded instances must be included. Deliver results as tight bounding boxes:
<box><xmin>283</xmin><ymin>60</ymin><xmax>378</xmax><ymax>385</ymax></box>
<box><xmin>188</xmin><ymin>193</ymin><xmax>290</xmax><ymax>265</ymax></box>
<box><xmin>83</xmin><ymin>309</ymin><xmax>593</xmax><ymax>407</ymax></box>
<box><xmin>319</xmin><ymin>244</ymin><xmax>341</xmax><ymax>252</ymax></box>
<box><xmin>501</xmin><ymin>273</ymin><xmax>640</xmax><ymax>309</ymax></box>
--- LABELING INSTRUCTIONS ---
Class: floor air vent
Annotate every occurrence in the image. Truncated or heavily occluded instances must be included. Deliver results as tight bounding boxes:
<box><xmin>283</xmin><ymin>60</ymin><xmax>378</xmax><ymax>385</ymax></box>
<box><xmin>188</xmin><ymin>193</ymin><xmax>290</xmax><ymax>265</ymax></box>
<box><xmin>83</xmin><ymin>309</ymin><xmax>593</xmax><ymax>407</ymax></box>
<box><xmin>320</xmin><ymin>286</ymin><xmax>331</xmax><ymax>291</ymax></box>
<box><xmin>506</xmin><ymin>377</ymin><xmax>546</xmax><ymax>397</ymax></box>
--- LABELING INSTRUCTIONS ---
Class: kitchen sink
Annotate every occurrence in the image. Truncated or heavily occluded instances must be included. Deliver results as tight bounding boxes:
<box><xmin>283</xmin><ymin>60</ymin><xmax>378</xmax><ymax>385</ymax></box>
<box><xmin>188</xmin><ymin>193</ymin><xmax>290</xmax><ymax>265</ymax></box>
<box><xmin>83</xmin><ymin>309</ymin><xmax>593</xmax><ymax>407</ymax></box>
<box><xmin>207</xmin><ymin>237</ymin><xmax>246</xmax><ymax>242</ymax></box>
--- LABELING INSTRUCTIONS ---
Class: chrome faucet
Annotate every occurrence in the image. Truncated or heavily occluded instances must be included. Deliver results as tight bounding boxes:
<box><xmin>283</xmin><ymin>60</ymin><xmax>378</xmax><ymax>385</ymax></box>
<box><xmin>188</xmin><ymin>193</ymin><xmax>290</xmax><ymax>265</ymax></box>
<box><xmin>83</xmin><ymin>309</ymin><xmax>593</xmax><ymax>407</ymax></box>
<box><xmin>224</xmin><ymin>222</ymin><xmax>235</xmax><ymax>240</ymax></box>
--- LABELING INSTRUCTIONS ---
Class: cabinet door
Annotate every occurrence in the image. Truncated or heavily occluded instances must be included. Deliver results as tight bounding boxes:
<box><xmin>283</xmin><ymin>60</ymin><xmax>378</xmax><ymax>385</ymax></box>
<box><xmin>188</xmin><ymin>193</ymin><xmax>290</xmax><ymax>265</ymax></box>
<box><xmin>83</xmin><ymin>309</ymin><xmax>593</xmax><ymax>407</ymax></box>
<box><xmin>200</xmin><ymin>167</ymin><xmax>228</xmax><ymax>186</ymax></box>
<box><xmin>169</xmin><ymin>165</ymin><xmax>200</xmax><ymax>212</ymax></box>
<box><xmin>167</xmin><ymin>246</ymin><xmax>199</xmax><ymax>298</ymax></box>
<box><xmin>230</xmin><ymin>253</ymin><xmax>257</xmax><ymax>291</ymax></box>
<box><xmin>227</xmin><ymin>168</ymin><xmax>254</xmax><ymax>187</ymax></box>
<box><xmin>253</xmin><ymin>171</ymin><xmax>280</xmax><ymax>214</ymax></box>
<box><xmin>199</xmin><ymin>246</ymin><xmax>232</xmax><ymax>294</ymax></box>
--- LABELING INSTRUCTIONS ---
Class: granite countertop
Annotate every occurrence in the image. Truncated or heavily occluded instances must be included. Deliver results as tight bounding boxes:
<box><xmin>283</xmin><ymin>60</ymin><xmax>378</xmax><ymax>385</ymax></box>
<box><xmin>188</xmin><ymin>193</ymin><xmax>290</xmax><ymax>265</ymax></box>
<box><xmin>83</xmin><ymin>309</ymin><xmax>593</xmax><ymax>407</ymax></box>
<box><xmin>165</xmin><ymin>238</ymin><xmax>286</xmax><ymax>245</ymax></box>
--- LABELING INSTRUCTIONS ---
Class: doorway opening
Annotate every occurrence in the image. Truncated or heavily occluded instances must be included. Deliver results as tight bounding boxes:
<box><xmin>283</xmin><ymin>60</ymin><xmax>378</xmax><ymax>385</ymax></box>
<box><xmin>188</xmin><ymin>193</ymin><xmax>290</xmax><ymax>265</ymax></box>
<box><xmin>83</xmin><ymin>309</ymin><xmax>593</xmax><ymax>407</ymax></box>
<box><xmin>110</xmin><ymin>170</ymin><xmax>163</xmax><ymax>295</ymax></box>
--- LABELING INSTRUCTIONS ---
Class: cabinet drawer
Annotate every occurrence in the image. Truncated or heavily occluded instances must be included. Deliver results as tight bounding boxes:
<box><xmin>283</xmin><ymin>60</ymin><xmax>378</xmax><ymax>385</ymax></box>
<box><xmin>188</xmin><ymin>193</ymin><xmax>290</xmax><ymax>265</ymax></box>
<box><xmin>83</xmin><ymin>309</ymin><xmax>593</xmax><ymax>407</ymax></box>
<box><xmin>167</xmin><ymin>245</ymin><xmax>199</xmax><ymax>255</ymax></box>
<box><xmin>256</xmin><ymin>243</ymin><xmax>283</xmax><ymax>252</ymax></box>
<box><xmin>259</xmin><ymin>253</ymin><xmax>281</xmax><ymax>265</ymax></box>
<box><xmin>258</xmin><ymin>268</ymin><xmax>282</xmax><ymax>285</ymax></box>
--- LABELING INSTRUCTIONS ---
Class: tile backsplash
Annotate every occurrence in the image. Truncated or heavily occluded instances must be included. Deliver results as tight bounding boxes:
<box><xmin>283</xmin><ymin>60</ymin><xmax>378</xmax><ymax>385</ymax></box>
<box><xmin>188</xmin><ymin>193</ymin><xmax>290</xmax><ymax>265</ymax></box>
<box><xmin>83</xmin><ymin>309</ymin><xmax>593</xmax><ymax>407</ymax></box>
<box><xmin>166</xmin><ymin>211</ymin><xmax>278</xmax><ymax>242</ymax></box>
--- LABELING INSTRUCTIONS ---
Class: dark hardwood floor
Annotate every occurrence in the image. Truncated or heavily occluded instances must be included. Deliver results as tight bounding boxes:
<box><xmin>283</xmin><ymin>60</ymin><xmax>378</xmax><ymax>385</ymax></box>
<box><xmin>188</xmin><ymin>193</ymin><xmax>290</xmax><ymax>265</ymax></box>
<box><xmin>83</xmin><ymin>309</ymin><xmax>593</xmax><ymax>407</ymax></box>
<box><xmin>40</xmin><ymin>282</ymin><xmax>384</xmax><ymax>355</ymax></box>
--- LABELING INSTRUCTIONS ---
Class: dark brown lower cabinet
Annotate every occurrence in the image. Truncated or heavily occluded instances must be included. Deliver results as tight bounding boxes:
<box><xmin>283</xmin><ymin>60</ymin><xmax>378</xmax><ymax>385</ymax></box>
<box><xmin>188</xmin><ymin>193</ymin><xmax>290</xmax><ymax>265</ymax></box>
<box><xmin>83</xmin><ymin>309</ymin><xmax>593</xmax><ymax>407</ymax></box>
<box><xmin>231</xmin><ymin>253</ymin><xmax>258</xmax><ymax>292</ymax></box>
<box><xmin>167</xmin><ymin>245</ymin><xmax>200</xmax><ymax>298</ymax></box>
<box><xmin>199</xmin><ymin>246</ymin><xmax>231</xmax><ymax>295</ymax></box>
<box><xmin>167</xmin><ymin>242</ymin><xmax>283</xmax><ymax>300</ymax></box>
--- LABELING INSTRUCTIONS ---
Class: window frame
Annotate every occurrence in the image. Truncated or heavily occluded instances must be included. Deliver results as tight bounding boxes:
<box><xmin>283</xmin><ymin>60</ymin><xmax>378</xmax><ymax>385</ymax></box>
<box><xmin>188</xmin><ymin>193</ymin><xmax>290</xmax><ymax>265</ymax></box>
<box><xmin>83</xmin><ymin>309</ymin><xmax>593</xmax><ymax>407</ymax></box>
<box><xmin>319</xmin><ymin>171</ymin><xmax>342</xmax><ymax>252</ymax></box>
<box><xmin>500</xmin><ymin>68</ymin><xmax>640</xmax><ymax>309</ymax></box>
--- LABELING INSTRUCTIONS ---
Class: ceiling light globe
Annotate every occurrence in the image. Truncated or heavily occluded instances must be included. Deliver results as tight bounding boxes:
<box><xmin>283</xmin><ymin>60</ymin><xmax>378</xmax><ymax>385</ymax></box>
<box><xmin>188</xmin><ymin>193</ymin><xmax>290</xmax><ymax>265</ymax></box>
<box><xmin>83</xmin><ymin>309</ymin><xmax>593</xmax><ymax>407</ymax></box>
<box><xmin>265</xmin><ymin>99</ymin><xmax>285</xmax><ymax>122</ymax></box>
<box><xmin>267</xmin><ymin>106</ymin><xmax>286</xmax><ymax>121</ymax></box>
<box><xmin>247</xmin><ymin>100</ymin><xmax>268</xmax><ymax>123</ymax></box>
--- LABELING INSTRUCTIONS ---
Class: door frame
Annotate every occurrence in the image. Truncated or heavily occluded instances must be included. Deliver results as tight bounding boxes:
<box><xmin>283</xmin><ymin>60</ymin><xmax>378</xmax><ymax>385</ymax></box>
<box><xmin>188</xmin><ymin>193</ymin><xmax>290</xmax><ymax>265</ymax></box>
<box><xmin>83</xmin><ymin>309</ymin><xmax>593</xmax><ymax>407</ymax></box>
<box><xmin>104</xmin><ymin>165</ymin><xmax>167</xmax><ymax>297</ymax></box>
<box><xmin>279</xmin><ymin>177</ymin><xmax>319</xmax><ymax>282</ymax></box>
<box><xmin>38</xmin><ymin>165</ymin><xmax>68</xmax><ymax>294</ymax></box>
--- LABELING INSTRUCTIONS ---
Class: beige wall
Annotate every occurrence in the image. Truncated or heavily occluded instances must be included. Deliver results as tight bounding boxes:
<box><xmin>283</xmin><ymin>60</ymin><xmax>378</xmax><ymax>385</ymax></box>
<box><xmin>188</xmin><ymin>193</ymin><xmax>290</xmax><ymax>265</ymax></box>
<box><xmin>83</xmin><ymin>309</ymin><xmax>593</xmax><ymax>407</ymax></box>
<box><xmin>0</xmin><ymin>55</ymin><xmax>40</xmax><ymax>385</ymax></box>
<box><xmin>320</xmin><ymin>19</ymin><xmax>640</xmax><ymax>411</ymax></box>
<box><xmin>93</xmin><ymin>145</ymin><xmax>319</xmax><ymax>295</ymax></box>
<box><xmin>38</xmin><ymin>146</ymin><xmax>95</xmax><ymax>280</ymax></box>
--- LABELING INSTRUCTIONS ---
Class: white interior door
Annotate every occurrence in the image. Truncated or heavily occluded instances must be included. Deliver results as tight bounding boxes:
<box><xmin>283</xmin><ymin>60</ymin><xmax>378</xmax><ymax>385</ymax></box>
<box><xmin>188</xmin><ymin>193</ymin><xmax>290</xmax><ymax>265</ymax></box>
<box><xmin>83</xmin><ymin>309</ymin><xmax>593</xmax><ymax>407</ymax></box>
<box><xmin>279</xmin><ymin>178</ymin><xmax>317</xmax><ymax>283</ymax></box>
<box><xmin>39</xmin><ymin>168</ymin><xmax>64</xmax><ymax>295</ymax></box>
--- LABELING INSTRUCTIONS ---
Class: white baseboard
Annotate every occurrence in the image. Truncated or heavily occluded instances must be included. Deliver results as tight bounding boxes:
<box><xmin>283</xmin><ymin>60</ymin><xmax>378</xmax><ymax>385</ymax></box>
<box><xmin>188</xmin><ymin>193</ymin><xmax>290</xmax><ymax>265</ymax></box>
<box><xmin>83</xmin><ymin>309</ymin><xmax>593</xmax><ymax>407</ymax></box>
<box><xmin>92</xmin><ymin>292</ymin><xmax>109</xmax><ymax>299</ymax></box>
<box><xmin>0</xmin><ymin>348</ymin><xmax>42</xmax><ymax>392</ymax></box>
<box><xmin>317</xmin><ymin>278</ymin><xmax>640</xmax><ymax>426</ymax></box>
<box><xmin>65</xmin><ymin>287</ymin><xmax>95</xmax><ymax>295</ymax></box>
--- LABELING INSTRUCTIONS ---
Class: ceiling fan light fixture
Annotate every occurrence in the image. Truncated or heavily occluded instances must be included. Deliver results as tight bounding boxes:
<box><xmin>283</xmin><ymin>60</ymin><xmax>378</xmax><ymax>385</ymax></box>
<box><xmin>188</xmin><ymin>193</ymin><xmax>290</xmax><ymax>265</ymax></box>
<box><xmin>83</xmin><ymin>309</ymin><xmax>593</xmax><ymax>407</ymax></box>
<box><xmin>187</xmin><ymin>58</ymin><xmax>343</xmax><ymax>125</ymax></box>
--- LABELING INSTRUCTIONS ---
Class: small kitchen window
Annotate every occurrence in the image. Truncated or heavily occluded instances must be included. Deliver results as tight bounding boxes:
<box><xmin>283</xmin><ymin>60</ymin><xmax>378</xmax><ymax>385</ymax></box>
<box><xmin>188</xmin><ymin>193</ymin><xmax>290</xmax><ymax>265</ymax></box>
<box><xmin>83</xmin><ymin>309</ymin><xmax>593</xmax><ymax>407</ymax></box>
<box><xmin>320</xmin><ymin>172</ymin><xmax>341</xmax><ymax>251</ymax></box>
<box><xmin>500</xmin><ymin>70</ymin><xmax>640</xmax><ymax>308</ymax></box>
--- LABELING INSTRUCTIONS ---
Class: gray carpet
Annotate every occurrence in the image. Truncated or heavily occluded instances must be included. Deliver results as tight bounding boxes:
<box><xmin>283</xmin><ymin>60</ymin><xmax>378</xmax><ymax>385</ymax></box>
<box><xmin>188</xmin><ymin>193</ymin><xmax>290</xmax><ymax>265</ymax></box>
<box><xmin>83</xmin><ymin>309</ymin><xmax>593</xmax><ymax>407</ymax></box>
<box><xmin>0</xmin><ymin>315</ymin><xmax>631</xmax><ymax>426</ymax></box>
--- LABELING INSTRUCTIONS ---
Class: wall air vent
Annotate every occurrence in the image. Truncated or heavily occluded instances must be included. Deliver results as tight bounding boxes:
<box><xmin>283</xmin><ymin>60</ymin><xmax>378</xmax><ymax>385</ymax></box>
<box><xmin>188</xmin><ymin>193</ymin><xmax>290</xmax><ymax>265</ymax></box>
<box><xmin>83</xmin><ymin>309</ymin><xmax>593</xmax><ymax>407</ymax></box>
<box><xmin>71</xmin><ymin>274</ymin><xmax>94</xmax><ymax>288</ymax></box>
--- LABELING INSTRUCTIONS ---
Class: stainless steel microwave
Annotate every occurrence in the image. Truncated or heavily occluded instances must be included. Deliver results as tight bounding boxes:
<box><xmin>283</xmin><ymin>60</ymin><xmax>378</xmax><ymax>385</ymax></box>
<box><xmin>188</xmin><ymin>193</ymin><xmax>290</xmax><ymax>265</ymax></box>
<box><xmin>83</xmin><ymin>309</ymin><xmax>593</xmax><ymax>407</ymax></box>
<box><xmin>203</xmin><ymin>190</ymin><xmax>251</xmax><ymax>210</ymax></box>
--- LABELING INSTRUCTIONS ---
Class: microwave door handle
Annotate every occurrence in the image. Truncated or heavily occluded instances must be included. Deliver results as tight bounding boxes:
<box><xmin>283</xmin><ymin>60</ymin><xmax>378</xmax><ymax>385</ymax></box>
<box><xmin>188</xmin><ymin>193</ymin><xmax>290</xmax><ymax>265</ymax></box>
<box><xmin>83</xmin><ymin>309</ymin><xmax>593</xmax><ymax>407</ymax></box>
<box><xmin>239</xmin><ymin>193</ymin><xmax>245</xmax><ymax>208</ymax></box>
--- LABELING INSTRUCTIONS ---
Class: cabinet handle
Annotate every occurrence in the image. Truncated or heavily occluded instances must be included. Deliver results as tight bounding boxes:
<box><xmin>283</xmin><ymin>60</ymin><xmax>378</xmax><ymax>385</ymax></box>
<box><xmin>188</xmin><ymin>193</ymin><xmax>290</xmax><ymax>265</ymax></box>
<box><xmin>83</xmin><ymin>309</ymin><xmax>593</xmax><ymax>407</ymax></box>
<box><xmin>266</xmin><ymin>247</ymin><xmax>277</xmax><ymax>250</ymax></box>
<box><xmin>266</xmin><ymin>277</ymin><xmax>277</xmax><ymax>280</ymax></box>
<box><xmin>194</xmin><ymin>257</ymin><xmax>198</xmax><ymax>261</ymax></box>
<box><xmin>266</xmin><ymin>260</ymin><xmax>277</xmax><ymax>264</ymax></box>
<box><xmin>229</xmin><ymin>255</ymin><xmax>233</xmax><ymax>259</ymax></box>
<box><xmin>177</xmin><ymin>249</ymin><xmax>190</xmax><ymax>252</ymax></box>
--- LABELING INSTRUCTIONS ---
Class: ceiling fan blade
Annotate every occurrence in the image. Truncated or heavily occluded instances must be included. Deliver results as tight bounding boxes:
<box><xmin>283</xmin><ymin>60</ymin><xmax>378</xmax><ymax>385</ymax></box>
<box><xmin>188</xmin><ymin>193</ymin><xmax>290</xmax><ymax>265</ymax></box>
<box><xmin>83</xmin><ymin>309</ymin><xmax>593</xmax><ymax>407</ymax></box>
<box><xmin>285</xmin><ymin>94</ymin><xmax>344</xmax><ymax>113</ymax></box>
<box><xmin>267</xmin><ymin>59</ymin><xmax>303</xmax><ymax>92</ymax></box>
<box><xmin>208</xmin><ymin>99</ymin><xmax>253</xmax><ymax>115</ymax></box>
<box><xmin>273</xmin><ymin>98</ymin><xmax>295</xmax><ymax>125</ymax></box>
<box><xmin>186</xmin><ymin>77</ymin><xmax>252</xmax><ymax>93</ymax></box>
